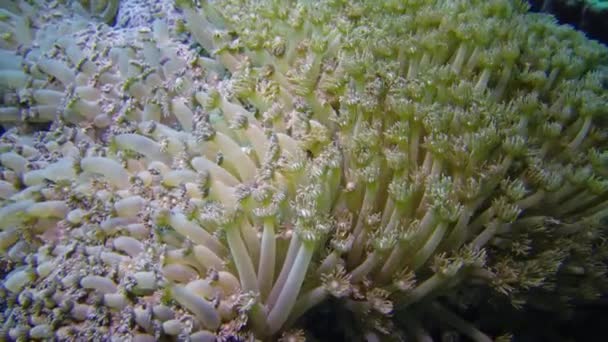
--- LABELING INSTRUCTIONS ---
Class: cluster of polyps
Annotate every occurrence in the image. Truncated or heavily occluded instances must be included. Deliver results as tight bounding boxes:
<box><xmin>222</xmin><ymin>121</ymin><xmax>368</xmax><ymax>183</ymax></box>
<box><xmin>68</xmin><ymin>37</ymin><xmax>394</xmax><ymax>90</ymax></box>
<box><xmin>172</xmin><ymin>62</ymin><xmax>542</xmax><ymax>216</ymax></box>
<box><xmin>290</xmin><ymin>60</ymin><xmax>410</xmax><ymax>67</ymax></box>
<box><xmin>1</xmin><ymin>0</ymin><xmax>608</xmax><ymax>341</ymax></box>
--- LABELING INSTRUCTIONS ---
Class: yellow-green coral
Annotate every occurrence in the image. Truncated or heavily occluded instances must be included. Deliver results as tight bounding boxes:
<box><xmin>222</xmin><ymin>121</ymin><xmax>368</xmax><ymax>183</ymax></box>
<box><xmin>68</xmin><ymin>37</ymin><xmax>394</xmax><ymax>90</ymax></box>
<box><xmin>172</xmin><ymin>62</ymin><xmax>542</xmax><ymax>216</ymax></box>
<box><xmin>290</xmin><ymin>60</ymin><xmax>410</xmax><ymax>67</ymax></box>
<box><xmin>76</xmin><ymin>0</ymin><xmax>120</xmax><ymax>24</ymax></box>
<box><xmin>0</xmin><ymin>0</ymin><xmax>607</xmax><ymax>341</ymax></box>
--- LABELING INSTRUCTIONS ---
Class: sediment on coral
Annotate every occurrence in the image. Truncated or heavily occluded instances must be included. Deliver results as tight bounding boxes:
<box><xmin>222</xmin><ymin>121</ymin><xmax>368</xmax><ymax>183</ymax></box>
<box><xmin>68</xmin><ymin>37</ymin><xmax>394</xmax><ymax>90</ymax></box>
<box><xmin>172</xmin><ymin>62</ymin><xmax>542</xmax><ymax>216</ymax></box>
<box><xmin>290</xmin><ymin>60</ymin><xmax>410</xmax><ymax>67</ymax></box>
<box><xmin>0</xmin><ymin>0</ymin><xmax>607</xmax><ymax>341</ymax></box>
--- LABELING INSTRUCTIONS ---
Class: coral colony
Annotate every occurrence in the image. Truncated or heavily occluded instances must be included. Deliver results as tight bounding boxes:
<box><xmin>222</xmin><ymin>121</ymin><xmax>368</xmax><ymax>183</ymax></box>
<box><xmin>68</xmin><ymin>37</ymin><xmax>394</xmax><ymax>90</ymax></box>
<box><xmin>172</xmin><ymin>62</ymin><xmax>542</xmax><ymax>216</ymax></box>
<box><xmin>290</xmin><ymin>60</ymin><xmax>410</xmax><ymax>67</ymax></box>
<box><xmin>0</xmin><ymin>0</ymin><xmax>607</xmax><ymax>341</ymax></box>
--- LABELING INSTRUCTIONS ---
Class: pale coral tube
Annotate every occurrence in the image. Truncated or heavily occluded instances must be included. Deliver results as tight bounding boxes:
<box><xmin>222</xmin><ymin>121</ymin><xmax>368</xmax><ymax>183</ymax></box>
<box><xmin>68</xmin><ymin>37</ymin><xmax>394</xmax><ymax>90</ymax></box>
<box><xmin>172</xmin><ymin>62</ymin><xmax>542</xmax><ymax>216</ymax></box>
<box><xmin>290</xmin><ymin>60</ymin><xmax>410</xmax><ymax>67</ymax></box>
<box><xmin>81</xmin><ymin>157</ymin><xmax>130</xmax><ymax>189</ymax></box>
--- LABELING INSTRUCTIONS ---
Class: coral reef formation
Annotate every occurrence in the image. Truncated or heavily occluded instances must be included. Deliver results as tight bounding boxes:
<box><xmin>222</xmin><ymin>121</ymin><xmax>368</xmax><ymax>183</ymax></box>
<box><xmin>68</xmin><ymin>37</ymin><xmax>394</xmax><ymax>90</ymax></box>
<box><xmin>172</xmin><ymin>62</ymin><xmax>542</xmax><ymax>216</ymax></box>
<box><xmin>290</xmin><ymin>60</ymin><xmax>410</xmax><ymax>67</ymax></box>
<box><xmin>0</xmin><ymin>0</ymin><xmax>607</xmax><ymax>341</ymax></box>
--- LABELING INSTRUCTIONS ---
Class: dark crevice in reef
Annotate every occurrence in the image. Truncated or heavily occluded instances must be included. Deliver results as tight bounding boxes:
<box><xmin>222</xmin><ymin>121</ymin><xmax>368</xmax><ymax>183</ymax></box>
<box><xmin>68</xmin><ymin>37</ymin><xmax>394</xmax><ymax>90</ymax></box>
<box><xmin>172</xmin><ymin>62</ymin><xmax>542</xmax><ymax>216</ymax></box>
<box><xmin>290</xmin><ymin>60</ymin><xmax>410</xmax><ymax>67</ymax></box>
<box><xmin>298</xmin><ymin>298</ymin><xmax>369</xmax><ymax>342</ymax></box>
<box><xmin>469</xmin><ymin>293</ymin><xmax>608</xmax><ymax>342</ymax></box>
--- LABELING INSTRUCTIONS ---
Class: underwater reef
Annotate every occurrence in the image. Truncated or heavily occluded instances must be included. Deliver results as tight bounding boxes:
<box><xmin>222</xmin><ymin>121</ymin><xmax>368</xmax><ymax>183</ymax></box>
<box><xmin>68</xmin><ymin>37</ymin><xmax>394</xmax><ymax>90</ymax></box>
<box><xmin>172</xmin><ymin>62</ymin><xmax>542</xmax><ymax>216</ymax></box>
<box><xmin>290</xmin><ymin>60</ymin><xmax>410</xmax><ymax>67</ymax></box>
<box><xmin>0</xmin><ymin>0</ymin><xmax>607</xmax><ymax>341</ymax></box>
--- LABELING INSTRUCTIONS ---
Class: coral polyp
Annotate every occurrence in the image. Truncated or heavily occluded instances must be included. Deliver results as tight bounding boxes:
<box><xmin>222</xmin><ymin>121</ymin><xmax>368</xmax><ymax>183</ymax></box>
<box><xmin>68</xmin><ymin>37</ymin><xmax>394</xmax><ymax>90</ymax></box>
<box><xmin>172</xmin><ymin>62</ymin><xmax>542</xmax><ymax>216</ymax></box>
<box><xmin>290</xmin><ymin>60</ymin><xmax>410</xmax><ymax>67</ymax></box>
<box><xmin>0</xmin><ymin>0</ymin><xmax>607</xmax><ymax>341</ymax></box>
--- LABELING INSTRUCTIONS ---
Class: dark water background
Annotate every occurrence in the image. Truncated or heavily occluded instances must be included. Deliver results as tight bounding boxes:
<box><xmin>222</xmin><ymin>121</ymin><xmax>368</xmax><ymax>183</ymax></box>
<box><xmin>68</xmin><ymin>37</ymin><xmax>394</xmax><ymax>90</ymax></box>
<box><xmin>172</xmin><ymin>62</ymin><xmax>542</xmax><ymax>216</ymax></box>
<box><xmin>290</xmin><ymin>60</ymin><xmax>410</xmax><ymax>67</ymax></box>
<box><xmin>528</xmin><ymin>0</ymin><xmax>608</xmax><ymax>45</ymax></box>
